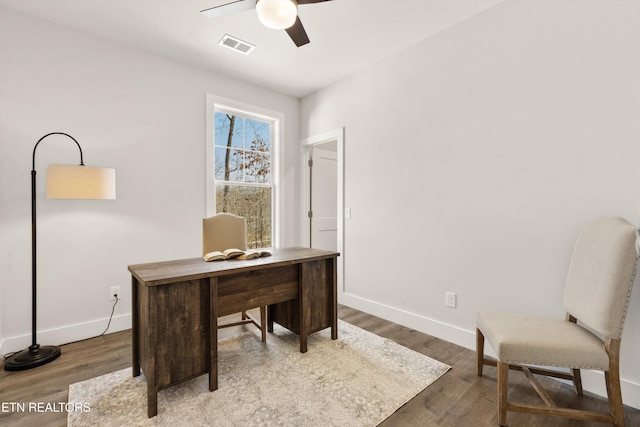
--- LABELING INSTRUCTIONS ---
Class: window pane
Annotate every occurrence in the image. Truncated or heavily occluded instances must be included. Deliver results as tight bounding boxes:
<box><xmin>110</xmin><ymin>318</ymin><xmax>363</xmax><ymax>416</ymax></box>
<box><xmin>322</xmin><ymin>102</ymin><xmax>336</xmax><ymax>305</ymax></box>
<box><xmin>214</xmin><ymin>112</ymin><xmax>271</xmax><ymax>184</ymax></box>
<box><xmin>214</xmin><ymin>112</ymin><xmax>243</xmax><ymax>149</ymax></box>
<box><xmin>214</xmin><ymin>147</ymin><xmax>243</xmax><ymax>182</ymax></box>
<box><xmin>245</xmin><ymin>118</ymin><xmax>271</xmax><ymax>152</ymax></box>
<box><xmin>215</xmin><ymin>185</ymin><xmax>272</xmax><ymax>249</ymax></box>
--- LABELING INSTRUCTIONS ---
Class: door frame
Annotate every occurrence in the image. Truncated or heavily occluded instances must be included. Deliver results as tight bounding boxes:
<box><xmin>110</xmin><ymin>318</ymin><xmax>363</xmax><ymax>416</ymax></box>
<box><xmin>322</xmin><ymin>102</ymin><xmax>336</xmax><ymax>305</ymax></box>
<box><xmin>300</xmin><ymin>127</ymin><xmax>345</xmax><ymax>293</ymax></box>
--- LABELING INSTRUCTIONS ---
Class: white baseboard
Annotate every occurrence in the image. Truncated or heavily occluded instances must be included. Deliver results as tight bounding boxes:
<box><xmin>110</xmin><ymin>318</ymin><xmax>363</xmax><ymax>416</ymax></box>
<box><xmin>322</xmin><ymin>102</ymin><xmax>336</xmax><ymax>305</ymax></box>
<box><xmin>339</xmin><ymin>292</ymin><xmax>640</xmax><ymax>410</ymax></box>
<box><xmin>1</xmin><ymin>314</ymin><xmax>131</xmax><ymax>356</ymax></box>
<box><xmin>339</xmin><ymin>292</ymin><xmax>476</xmax><ymax>348</ymax></box>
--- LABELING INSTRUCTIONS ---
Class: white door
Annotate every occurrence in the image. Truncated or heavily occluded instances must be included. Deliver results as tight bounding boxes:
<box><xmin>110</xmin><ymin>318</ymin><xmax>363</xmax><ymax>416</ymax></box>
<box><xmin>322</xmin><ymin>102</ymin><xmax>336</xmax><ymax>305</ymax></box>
<box><xmin>309</xmin><ymin>145</ymin><xmax>338</xmax><ymax>251</ymax></box>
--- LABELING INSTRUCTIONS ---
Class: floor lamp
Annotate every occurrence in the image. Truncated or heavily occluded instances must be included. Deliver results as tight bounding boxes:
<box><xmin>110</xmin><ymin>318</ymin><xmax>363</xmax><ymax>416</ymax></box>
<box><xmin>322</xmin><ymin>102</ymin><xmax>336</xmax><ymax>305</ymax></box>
<box><xmin>4</xmin><ymin>132</ymin><xmax>116</xmax><ymax>371</ymax></box>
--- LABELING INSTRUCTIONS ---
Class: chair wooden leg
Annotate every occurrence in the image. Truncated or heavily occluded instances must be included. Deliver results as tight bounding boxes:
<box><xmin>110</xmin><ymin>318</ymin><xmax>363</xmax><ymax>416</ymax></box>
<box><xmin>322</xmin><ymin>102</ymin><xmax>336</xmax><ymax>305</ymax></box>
<box><xmin>476</xmin><ymin>328</ymin><xmax>485</xmax><ymax>376</ymax></box>
<box><xmin>571</xmin><ymin>369</ymin><xmax>583</xmax><ymax>396</ymax></box>
<box><xmin>605</xmin><ymin>371</ymin><xmax>625</xmax><ymax>427</ymax></box>
<box><xmin>566</xmin><ymin>315</ymin><xmax>584</xmax><ymax>396</ymax></box>
<box><xmin>605</xmin><ymin>338</ymin><xmax>625</xmax><ymax>427</ymax></box>
<box><xmin>259</xmin><ymin>306</ymin><xmax>267</xmax><ymax>343</ymax></box>
<box><xmin>497</xmin><ymin>361</ymin><xmax>509</xmax><ymax>426</ymax></box>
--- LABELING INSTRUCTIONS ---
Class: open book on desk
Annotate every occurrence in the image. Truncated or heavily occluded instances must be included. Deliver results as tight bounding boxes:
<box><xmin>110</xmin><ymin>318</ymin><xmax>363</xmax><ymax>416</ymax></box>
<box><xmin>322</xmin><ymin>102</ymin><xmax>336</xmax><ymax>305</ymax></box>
<box><xmin>203</xmin><ymin>248</ymin><xmax>272</xmax><ymax>262</ymax></box>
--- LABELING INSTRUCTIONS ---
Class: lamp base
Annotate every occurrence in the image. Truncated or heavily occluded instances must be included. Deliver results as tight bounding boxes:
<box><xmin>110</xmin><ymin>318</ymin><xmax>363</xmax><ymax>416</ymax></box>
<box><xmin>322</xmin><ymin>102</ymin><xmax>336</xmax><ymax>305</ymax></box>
<box><xmin>4</xmin><ymin>344</ymin><xmax>61</xmax><ymax>371</ymax></box>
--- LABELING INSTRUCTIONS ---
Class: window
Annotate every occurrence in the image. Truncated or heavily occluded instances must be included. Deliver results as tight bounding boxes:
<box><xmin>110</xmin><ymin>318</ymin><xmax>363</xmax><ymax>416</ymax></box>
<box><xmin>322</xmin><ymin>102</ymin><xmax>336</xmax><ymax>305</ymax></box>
<box><xmin>212</xmin><ymin>108</ymin><xmax>274</xmax><ymax>249</ymax></box>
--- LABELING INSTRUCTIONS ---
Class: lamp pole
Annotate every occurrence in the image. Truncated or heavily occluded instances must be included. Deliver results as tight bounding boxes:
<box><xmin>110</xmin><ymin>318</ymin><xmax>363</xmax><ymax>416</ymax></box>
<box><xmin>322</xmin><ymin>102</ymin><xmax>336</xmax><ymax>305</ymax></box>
<box><xmin>6</xmin><ymin>133</ymin><xmax>84</xmax><ymax>370</ymax></box>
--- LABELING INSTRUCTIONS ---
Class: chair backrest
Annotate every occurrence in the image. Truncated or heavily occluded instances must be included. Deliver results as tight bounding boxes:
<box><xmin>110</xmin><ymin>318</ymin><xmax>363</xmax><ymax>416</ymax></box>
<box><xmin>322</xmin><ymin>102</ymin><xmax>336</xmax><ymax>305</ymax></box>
<box><xmin>563</xmin><ymin>217</ymin><xmax>638</xmax><ymax>339</ymax></box>
<box><xmin>202</xmin><ymin>213</ymin><xmax>247</xmax><ymax>255</ymax></box>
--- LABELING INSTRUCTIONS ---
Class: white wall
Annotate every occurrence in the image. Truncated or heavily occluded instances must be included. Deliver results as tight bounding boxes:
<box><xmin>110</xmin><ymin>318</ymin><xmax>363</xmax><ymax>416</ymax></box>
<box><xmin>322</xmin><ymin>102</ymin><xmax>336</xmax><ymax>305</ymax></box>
<box><xmin>0</xmin><ymin>7</ymin><xmax>300</xmax><ymax>352</ymax></box>
<box><xmin>301</xmin><ymin>0</ymin><xmax>640</xmax><ymax>407</ymax></box>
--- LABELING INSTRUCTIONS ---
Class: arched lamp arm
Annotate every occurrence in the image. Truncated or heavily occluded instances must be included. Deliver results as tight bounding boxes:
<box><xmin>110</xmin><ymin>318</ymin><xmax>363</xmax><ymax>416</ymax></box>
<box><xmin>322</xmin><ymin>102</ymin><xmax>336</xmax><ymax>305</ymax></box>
<box><xmin>32</xmin><ymin>132</ymin><xmax>85</xmax><ymax>171</ymax></box>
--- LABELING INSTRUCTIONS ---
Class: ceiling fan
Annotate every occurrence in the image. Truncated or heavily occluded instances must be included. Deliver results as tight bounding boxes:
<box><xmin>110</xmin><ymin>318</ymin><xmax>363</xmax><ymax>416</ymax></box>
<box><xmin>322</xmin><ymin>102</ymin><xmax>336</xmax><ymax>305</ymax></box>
<box><xmin>201</xmin><ymin>0</ymin><xmax>333</xmax><ymax>47</ymax></box>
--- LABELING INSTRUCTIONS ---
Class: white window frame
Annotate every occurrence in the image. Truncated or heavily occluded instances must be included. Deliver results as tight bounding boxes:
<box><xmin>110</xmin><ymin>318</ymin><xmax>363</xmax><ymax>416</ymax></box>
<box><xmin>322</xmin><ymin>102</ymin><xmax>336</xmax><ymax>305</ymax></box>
<box><xmin>205</xmin><ymin>94</ymin><xmax>284</xmax><ymax>249</ymax></box>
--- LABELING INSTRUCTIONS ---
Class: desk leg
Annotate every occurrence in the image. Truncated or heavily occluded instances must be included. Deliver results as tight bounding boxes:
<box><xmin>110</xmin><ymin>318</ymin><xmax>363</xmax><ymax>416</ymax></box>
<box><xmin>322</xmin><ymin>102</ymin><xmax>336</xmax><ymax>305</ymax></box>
<box><xmin>131</xmin><ymin>276</ymin><xmax>141</xmax><ymax>377</ymax></box>
<box><xmin>209</xmin><ymin>277</ymin><xmax>218</xmax><ymax>392</ymax></box>
<box><xmin>300</xmin><ymin>333</ymin><xmax>308</xmax><ymax>353</ymax></box>
<box><xmin>147</xmin><ymin>381</ymin><xmax>158</xmax><ymax>418</ymax></box>
<box><xmin>330</xmin><ymin>257</ymin><xmax>338</xmax><ymax>341</ymax></box>
<box><xmin>131</xmin><ymin>276</ymin><xmax>140</xmax><ymax>376</ymax></box>
<box><xmin>146</xmin><ymin>285</ymin><xmax>158</xmax><ymax>417</ymax></box>
<box><xmin>299</xmin><ymin>263</ymin><xmax>309</xmax><ymax>353</ymax></box>
<box><xmin>267</xmin><ymin>305</ymin><xmax>274</xmax><ymax>333</ymax></box>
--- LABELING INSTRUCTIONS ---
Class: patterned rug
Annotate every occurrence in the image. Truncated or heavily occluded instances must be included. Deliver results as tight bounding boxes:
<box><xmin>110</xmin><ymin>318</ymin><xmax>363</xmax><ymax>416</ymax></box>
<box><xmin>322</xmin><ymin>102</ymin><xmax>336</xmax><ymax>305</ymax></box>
<box><xmin>68</xmin><ymin>320</ymin><xmax>450</xmax><ymax>426</ymax></box>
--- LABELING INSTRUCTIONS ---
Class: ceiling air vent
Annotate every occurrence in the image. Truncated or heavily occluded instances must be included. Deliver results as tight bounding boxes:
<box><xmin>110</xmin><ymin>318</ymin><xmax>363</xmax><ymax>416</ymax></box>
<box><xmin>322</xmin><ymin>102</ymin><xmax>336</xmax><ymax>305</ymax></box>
<box><xmin>218</xmin><ymin>34</ymin><xmax>255</xmax><ymax>55</ymax></box>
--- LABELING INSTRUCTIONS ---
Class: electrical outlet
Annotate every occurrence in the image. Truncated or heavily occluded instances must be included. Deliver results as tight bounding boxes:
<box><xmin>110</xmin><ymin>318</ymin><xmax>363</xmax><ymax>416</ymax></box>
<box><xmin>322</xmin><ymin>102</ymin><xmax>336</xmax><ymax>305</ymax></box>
<box><xmin>110</xmin><ymin>286</ymin><xmax>121</xmax><ymax>301</ymax></box>
<box><xmin>445</xmin><ymin>292</ymin><xmax>457</xmax><ymax>309</ymax></box>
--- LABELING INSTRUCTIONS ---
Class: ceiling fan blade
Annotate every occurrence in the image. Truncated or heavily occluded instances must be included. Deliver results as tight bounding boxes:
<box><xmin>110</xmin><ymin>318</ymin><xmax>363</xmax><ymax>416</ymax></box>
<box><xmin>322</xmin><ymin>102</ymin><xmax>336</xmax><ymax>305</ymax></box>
<box><xmin>285</xmin><ymin>16</ymin><xmax>310</xmax><ymax>47</ymax></box>
<box><xmin>288</xmin><ymin>0</ymin><xmax>332</xmax><ymax>46</ymax></box>
<box><xmin>200</xmin><ymin>0</ymin><xmax>257</xmax><ymax>19</ymax></box>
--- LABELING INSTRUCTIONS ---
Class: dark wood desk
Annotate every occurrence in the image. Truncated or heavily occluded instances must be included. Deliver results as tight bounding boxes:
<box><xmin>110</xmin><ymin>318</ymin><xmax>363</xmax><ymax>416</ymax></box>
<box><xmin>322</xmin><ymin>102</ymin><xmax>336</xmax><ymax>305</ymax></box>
<box><xmin>128</xmin><ymin>247</ymin><xmax>339</xmax><ymax>417</ymax></box>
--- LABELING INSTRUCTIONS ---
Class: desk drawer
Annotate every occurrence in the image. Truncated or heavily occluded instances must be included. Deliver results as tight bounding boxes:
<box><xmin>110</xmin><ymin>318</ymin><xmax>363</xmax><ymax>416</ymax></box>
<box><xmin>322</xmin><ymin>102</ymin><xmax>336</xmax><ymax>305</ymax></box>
<box><xmin>217</xmin><ymin>264</ymin><xmax>298</xmax><ymax>316</ymax></box>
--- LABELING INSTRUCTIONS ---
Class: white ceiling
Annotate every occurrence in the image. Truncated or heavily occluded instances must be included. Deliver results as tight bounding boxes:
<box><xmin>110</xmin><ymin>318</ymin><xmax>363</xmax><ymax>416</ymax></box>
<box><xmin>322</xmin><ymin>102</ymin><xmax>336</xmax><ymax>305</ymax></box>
<box><xmin>0</xmin><ymin>0</ymin><xmax>503</xmax><ymax>97</ymax></box>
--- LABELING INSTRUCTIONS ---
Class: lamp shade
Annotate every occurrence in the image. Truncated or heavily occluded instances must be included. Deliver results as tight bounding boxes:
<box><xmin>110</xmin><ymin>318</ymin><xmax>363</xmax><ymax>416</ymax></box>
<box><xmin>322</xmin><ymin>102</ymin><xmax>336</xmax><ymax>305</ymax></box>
<box><xmin>46</xmin><ymin>164</ymin><xmax>116</xmax><ymax>199</ymax></box>
<box><xmin>256</xmin><ymin>0</ymin><xmax>297</xmax><ymax>30</ymax></box>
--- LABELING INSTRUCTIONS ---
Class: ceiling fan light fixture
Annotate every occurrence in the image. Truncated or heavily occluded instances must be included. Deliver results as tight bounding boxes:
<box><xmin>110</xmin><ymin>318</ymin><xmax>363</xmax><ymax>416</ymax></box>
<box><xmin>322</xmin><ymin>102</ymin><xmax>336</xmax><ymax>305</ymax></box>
<box><xmin>256</xmin><ymin>0</ymin><xmax>298</xmax><ymax>30</ymax></box>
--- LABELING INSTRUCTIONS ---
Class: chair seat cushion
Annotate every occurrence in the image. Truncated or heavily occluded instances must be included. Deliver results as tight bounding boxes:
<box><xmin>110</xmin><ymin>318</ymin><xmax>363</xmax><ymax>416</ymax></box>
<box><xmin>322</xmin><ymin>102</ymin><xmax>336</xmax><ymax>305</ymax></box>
<box><xmin>477</xmin><ymin>311</ymin><xmax>609</xmax><ymax>370</ymax></box>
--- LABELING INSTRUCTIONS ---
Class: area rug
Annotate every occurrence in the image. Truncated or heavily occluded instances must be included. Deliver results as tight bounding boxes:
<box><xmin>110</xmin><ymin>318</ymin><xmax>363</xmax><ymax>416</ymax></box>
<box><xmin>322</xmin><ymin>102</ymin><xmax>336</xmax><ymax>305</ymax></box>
<box><xmin>68</xmin><ymin>320</ymin><xmax>450</xmax><ymax>426</ymax></box>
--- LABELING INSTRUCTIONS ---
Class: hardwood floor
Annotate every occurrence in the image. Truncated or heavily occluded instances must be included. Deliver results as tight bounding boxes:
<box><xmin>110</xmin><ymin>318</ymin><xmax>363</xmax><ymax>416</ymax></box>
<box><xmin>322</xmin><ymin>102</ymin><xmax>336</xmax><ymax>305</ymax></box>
<box><xmin>0</xmin><ymin>331</ymin><xmax>131</xmax><ymax>427</ymax></box>
<box><xmin>1</xmin><ymin>306</ymin><xmax>639</xmax><ymax>426</ymax></box>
